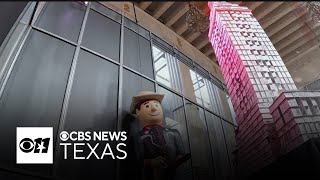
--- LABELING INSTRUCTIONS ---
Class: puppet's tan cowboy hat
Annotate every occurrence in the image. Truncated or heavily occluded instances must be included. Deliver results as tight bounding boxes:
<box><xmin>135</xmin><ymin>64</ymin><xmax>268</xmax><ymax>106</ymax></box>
<box><xmin>130</xmin><ymin>91</ymin><xmax>164</xmax><ymax>114</ymax></box>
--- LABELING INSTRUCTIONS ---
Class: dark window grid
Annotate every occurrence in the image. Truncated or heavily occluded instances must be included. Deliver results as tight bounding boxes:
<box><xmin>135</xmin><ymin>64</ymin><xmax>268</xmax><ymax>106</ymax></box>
<box><xmin>149</xmin><ymin>31</ymin><xmax>157</xmax><ymax>85</ymax></box>
<box><xmin>202</xmin><ymin>77</ymin><xmax>221</xmax><ymax>116</ymax></box>
<box><xmin>124</xmin><ymin>25</ymin><xmax>151</xmax><ymax>42</ymax></box>
<box><xmin>154</xmin><ymin>78</ymin><xmax>181</xmax><ymax>101</ymax></box>
<box><xmin>0</xmin><ymin>1</ymin><xmax>238</xmax><ymax>180</ymax></box>
<box><xmin>71</xmin><ymin>20</ymin><xmax>154</xmax><ymax>180</ymax></box>
<box><xmin>195</xmin><ymin>62</ymin><xmax>210</xmax><ymax>80</ymax></box>
<box><xmin>55</xmin><ymin>50</ymin><xmax>119</xmax><ymax>179</ymax></box>
<box><xmin>143</xmin><ymin>30</ymin><xmax>227</xmax><ymax>100</ymax></box>
<box><xmin>176</xmin><ymin>55</ymin><xmax>194</xmax><ymax>69</ymax></box>
<box><xmin>169</xmin><ymin>52</ymin><xmax>182</xmax><ymax>92</ymax></box>
<box><xmin>0</xmin><ymin>3</ymin><xmax>37</xmax><ymax>92</ymax></box>
<box><xmin>174</xmin><ymin>49</ymin><xmax>194</xmax><ymax>68</ymax></box>
<box><xmin>207</xmin><ymin>80</ymin><xmax>226</xmax><ymax>117</ymax></box>
<box><xmin>192</xmin><ymin>74</ymin><xmax>203</xmax><ymax>106</ymax></box>
<box><xmin>0</xmin><ymin>28</ymin><xmax>46</xmax><ymax>99</ymax></box>
<box><xmin>0</xmin><ymin>2</ymin><xmax>34</xmax><ymax>55</ymax></box>
<box><xmin>168</xmin><ymin>66</ymin><xmax>226</xmax><ymax>123</ymax></box>
<box><xmin>115</xmin><ymin>14</ymin><xmax>124</xmax><ymax>180</ymax></box>
<box><xmin>152</xmin><ymin>44</ymin><xmax>182</xmax><ymax>93</ymax></box>
<box><xmin>183</xmin><ymin>101</ymin><xmax>215</xmax><ymax>179</ymax></box>
<box><xmin>174</xmin><ymin>49</ymin><xmax>225</xmax><ymax>97</ymax></box>
<box><xmin>155</xmin><ymin>84</ymin><xmax>195</xmax><ymax>178</ymax></box>
<box><xmin>0</xmin><ymin>26</ymin><xmax>30</xmax><ymax>170</ymax></box>
<box><xmin>153</xmin><ymin>68</ymin><xmax>233</xmax><ymax>125</ymax></box>
<box><xmin>220</xmin><ymin>119</ymin><xmax>236</xmax><ymax>174</ymax></box>
<box><xmin>151</xmin><ymin>34</ymin><xmax>174</xmax><ymax>55</ymax></box>
<box><xmin>202</xmin><ymin>111</ymin><xmax>220</xmax><ymax>179</ymax></box>
<box><xmin>81</xmin><ymin>29</ymin><xmax>152</xmax><ymax>74</ymax></box>
<box><xmin>210</xmin><ymin>73</ymin><xmax>226</xmax><ymax>92</ymax></box>
<box><xmin>27</xmin><ymin>2</ymin><xmax>39</xmax><ymax>26</ymax></box>
<box><xmin>80</xmin><ymin>46</ymin><xmax>120</xmax><ymax>66</ymax></box>
<box><xmin>34</xmin><ymin>2</ymin><xmax>87</xmax><ymax>43</ymax></box>
<box><xmin>157</xmin><ymin>84</ymin><xmax>195</xmax><ymax>176</ymax></box>
<box><xmin>89</xmin><ymin>7</ymin><xmax>121</xmax><ymax>25</ymax></box>
<box><xmin>81</xmin><ymin>9</ymin><xmax>121</xmax><ymax>62</ymax></box>
<box><xmin>194</xmin><ymin>70</ymin><xmax>205</xmax><ymax>107</ymax></box>
<box><xmin>29</xmin><ymin>26</ymin><xmax>121</xmax><ymax>69</ymax></box>
<box><xmin>123</xmin><ymin>17</ymin><xmax>150</xmax><ymax>40</ymax></box>
<box><xmin>170</xmin><ymin>53</ymin><xmax>183</xmax><ymax>92</ymax></box>
<box><xmin>90</xmin><ymin>2</ymin><xmax>121</xmax><ymax>23</ymax></box>
<box><xmin>122</xmin><ymin>65</ymin><xmax>156</xmax><ymax>84</ymax></box>
<box><xmin>19</xmin><ymin>3</ymin><xmax>236</xmax><ymax>127</ymax></box>
<box><xmin>192</xmin><ymin>60</ymin><xmax>205</xmax><ymax>107</ymax></box>
<box><xmin>204</xmin><ymin>111</ymin><xmax>233</xmax><ymax>178</ymax></box>
<box><xmin>82</xmin><ymin>44</ymin><xmax>230</xmax><ymax>120</ymax></box>
<box><xmin>156</xmin><ymin>84</ymin><xmax>188</xmax><ymax>136</ymax></box>
<box><xmin>123</xmin><ymin>27</ymin><xmax>153</xmax><ymax>79</ymax></box>
<box><xmin>80</xmin><ymin>46</ymin><xmax>120</xmax><ymax>67</ymax></box>
<box><xmin>222</xmin><ymin>117</ymin><xmax>237</xmax><ymax>127</ymax></box>
<box><xmin>31</xmin><ymin>26</ymin><xmax>77</xmax><ymax>46</ymax></box>
<box><xmin>49</xmin><ymin>3</ymin><xmax>122</xmax><ymax>179</ymax></box>
<box><xmin>51</xmin><ymin>2</ymin><xmax>91</xmax><ymax>178</ymax></box>
<box><xmin>181</xmin><ymin>97</ymin><xmax>195</xmax><ymax>180</ymax></box>
<box><xmin>20</xmin><ymin>26</ymin><xmax>86</xmax><ymax>156</ymax></box>
<box><xmin>0</xmin><ymin>9</ymin><xmax>60</xmax><ymax>173</ymax></box>
<box><xmin>0</xmin><ymin>2</ymin><xmax>237</xmax><ymax>179</ymax></box>
<box><xmin>156</xmin><ymin>83</ymin><xmax>184</xmax><ymax>109</ymax></box>
<box><xmin>0</xmin><ymin>28</ymin><xmax>76</xmax><ymax>178</ymax></box>
<box><xmin>117</xmin><ymin>14</ymin><xmax>125</xmax><ymax>132</ymax></box>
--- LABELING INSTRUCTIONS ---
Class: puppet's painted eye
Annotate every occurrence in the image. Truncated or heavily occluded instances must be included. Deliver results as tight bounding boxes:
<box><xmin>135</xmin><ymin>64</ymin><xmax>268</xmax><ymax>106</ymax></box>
<box><xmin>155</xmin><ymin>104</ymin><xmax>158</xmax><ymax>107</ymax></box>
<box><xmin>146</xmin><ymin>105</ymin><xmax>149</xmax><ymax>108</ymax></box>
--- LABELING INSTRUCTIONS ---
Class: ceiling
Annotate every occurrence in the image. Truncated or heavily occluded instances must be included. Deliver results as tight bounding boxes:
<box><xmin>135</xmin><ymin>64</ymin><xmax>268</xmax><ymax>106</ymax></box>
<box><xmin>136</xmin><ymin>1</ymin><xmax>320</xmax><ymax>67</ymax></box>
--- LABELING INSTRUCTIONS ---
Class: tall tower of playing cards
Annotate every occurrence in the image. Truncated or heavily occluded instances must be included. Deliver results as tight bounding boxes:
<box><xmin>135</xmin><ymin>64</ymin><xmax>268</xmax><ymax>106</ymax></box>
<box><xmin>208</xmin><ymin>1</ymin><xmax>297</xmax><ymax>176</ymax></box>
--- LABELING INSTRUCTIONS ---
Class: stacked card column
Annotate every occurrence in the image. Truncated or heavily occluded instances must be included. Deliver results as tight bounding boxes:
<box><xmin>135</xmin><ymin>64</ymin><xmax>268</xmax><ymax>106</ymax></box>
<box><xmin>270</xmin><ymin>91</ymin><xmax>320</xmax><ymax>154</ymax></box>
<box><xmin>208</xmin><ymin>2</ymin><xmax>297</xmax><ymax>176</ymax></box>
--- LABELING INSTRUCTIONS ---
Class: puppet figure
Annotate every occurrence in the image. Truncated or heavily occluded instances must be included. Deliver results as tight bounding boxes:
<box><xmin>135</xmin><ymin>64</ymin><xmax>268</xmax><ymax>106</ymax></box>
<box><xmin>130</xmin><ymin>91</ymin><xmax>190</xmax><ymax>180</ymax></box>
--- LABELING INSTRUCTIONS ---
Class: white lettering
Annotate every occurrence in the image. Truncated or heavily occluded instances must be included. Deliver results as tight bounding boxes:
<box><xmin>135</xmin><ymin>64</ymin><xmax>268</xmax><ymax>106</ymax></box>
<box><xmin>60</xmin><ymin>143</ymin><xmax>71</xmax><ymax>159</ymax></box>
<box><xmin>74</xmin><ymin>143</ymin><xmax>85</xmax><ymax>159</ymax></box>
<box><xmin>116</xmin><ymin>143</ymin><xmax>127</xmax><ymax>159</ymax></box>
<box><xmin>100</xmin><ymin>143</ymin><xmax>114</xmax><ymax>159</ymax></box>
<box><xmin>86</xmin><ymin>143</ymin><xmax>100</xmax><ymax>159</ymax></box>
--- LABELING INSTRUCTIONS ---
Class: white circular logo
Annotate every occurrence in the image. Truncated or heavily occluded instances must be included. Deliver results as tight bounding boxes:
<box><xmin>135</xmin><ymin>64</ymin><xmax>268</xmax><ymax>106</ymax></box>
<box><xmin>60</xmin><ymin>131</ymin><xmax>69</xmax><ymax>141</ymax></box>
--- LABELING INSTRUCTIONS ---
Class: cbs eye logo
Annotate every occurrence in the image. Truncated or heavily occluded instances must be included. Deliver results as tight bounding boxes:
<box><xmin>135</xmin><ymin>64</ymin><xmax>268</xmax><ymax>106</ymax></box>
<box><xmin>19</xmin><ymin>138</ymin><xmax>50</xmax><ymax>153</ymax></box>
<box><xmin>16</xmin><ymin>127</ymin><xmax>53</xmax><ymax>164</ymax></box>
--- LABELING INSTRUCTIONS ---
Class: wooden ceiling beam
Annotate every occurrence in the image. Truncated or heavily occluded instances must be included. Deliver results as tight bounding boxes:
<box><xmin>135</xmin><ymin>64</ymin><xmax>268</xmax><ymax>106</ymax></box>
<box><xmin>186</xmin><ymin>27</ymin><xmax>209</xmax><ymax>43</ymax></box>
<box><xmin>247</xmin><ymin>2</ymin><xmax>264</xmax><ymax>11</ymax></box>
<box><xmin>279</xmin><ymin>31</ymin><xmax>318</xmax><ymax>57</ymax></box>
<box><xmin>286</xmin><ymin>44</ymin><xmax>319</xmax><ymax>66</ymax></box>
<box><xmin>186</xmin><ymin>32</ymin><xmax>202</xmax><ymax>42</ymax></box>
<box><xmin>275</xmin><ymin>22</ymin><xmax>320</xmax><ymax>51</ymax></box>
<box><xmin>176</xmin><ymin>23</ymin><xmax>188</xmax><ymax>35</ymax></box>
<box><xmin>204</xmin><ymin>47</ymin><xmax>214</xmax><ymax>56</ymax></box>
<box><xmin>138</xmin><ymin>2</ymin><xmax>152</xmax><ymax>10</ymax></box>
<box><xmin>269</xmin><ymin>14</ymin><xmax>311</xmax><ymax>44</ymax></box>
<box><xmin>208</xmin><ymin>53</ymin><xmax>217</xmax><ymax>62</ymax></box>
<box><xmin>283</xmin><ymin>36</ymin><xmax>320</xmax><ymax>62</ymax></box>
<box><xmin>254</xmin><ymin>2</ymin><xmax>284</xmax><ymax>21</ymax></box>
<box><xmin>165</xmin><ymin>4</ymin><xmax>189</xmax><ymax>27</ymax></box>
<box><xmin>152</xmin><ymin>2</ymin><xmax>174</xmax><ymax>19</ymax></box>
<box><xmin>261</xmin><ymin>2</ymin><xmax>302</xmax><ymax>29</ymax></box>
<box><xmin>266</xmin><ymin>8</ymin><xmax>307</xmax><ymax>37</ymax></box>
<box><xmin>195</xmin><ymin>39</ymin><xmax>210</xmax><ymax>50</ymax></box>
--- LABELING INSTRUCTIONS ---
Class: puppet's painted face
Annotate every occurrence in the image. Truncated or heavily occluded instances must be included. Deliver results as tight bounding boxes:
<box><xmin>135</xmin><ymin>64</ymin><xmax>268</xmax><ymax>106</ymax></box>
<box><xmin>136</xmin><ymin>100</ymin><xmax>163</xmax><ymax>126</ymax></box>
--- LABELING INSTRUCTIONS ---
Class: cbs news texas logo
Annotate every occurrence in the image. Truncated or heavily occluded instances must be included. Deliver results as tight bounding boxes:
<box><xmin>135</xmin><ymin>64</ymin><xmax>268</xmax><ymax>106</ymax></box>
<box><xmin>16</xmin><ymin>127</ymin><xmax>53</xmax><ymax>164</ymax></box>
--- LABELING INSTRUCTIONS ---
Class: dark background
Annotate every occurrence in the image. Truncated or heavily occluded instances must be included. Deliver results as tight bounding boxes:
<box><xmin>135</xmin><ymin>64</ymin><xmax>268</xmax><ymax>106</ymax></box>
<box><xmin>0</xmin><ymin>2</ymin><xmax>28</xmax><ymax>48</ymax></box>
